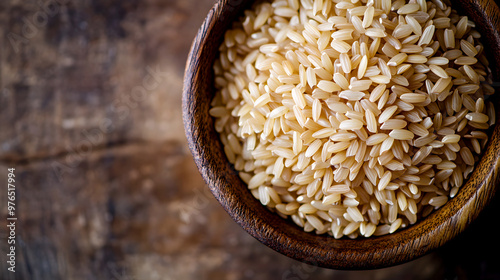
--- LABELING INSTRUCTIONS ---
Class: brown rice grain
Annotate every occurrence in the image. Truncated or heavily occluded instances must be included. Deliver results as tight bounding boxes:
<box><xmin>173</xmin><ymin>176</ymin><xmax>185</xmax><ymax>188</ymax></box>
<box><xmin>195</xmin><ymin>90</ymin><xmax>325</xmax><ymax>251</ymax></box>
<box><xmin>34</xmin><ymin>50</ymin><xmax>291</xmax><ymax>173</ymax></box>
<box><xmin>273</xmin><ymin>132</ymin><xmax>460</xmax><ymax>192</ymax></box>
<box><xmin>389</xmin><ymin>129</ymin><xmax>415</xmax><ymax>140</ymax></box>
<box><xmin>466</xmin><ymin>112</ymin><xmax>489</xmax><ymax>123</ymax></box>
<box><xmin>455</xmin><ymin>56</ymin><xmax>478</xmax><ymax>65</ymax></box>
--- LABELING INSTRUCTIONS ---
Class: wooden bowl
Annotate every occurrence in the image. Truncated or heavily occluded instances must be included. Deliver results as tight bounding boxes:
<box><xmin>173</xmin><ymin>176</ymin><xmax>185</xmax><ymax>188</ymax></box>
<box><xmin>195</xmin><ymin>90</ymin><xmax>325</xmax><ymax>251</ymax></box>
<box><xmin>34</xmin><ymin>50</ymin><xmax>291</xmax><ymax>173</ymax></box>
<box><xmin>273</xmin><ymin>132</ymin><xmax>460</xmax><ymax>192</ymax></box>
<box><xmin>182</xmin><ymin>0</ymin><xmax>500</xmax><ymax>269</ymax></box>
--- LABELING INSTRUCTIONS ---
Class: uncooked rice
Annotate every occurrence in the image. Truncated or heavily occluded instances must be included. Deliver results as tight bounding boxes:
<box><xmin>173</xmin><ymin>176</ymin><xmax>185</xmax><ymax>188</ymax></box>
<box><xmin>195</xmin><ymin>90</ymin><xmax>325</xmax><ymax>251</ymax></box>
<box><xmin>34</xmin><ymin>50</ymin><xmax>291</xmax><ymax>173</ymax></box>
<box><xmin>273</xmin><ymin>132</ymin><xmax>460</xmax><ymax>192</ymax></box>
<box><xmin>210</xmin><ymin>0</ymin><xmax>496</xmax><ymax>239</ymax></box>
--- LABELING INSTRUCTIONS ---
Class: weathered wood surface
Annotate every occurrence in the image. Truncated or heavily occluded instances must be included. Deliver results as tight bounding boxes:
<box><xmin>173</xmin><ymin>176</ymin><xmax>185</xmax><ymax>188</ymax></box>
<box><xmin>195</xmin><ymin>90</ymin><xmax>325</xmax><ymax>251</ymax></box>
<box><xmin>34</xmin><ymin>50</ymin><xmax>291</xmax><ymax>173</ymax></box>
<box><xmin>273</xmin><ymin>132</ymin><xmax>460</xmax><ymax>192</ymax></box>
<box><xmin>0</xmin><ymin>0</ymin><xmax>498</xmax><ymax>279</ymax></box>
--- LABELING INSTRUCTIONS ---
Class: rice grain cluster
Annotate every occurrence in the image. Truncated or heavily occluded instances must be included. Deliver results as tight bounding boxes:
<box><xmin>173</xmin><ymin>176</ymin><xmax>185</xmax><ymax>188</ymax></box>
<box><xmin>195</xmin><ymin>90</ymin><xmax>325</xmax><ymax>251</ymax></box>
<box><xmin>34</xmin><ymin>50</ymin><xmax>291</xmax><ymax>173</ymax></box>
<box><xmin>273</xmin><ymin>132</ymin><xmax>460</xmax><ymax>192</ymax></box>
<box><xmin>209</xmin><ymin>0</ymin><xmax>496</xmax><ymax>238</ymax></box>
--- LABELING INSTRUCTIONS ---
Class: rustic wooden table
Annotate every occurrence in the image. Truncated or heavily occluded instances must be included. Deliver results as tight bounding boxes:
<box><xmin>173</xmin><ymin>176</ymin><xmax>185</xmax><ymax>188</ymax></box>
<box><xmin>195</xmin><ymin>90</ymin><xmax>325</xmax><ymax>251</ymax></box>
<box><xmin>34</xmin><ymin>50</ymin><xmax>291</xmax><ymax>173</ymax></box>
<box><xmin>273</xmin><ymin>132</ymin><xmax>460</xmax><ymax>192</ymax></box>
<box><xmin>0</xmin><ymin>1</ymin><xmax>499</xmax><ymax>279</ymax></box>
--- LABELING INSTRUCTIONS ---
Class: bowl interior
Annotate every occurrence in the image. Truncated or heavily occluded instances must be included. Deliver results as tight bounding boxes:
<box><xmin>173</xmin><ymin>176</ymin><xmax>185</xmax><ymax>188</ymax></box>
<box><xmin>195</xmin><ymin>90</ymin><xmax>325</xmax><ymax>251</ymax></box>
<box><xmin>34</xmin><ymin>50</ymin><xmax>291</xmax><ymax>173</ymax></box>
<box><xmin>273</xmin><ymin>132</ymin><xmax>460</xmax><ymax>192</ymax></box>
<box><xmin>182</xmin><ymin>0</ymin><xmax>500</xmax><ymax>269</ymax></box>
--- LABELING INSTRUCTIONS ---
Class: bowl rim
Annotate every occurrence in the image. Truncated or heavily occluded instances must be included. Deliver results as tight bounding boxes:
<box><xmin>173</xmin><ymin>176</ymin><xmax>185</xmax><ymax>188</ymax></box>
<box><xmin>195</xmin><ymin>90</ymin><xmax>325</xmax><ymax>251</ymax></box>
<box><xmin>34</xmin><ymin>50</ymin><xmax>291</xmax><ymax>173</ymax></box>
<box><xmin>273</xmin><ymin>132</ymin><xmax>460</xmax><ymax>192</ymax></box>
<box><xmin>182</xmin><ymin>0</ymin><xmax>500</xmax><ymax>270</ymax></box>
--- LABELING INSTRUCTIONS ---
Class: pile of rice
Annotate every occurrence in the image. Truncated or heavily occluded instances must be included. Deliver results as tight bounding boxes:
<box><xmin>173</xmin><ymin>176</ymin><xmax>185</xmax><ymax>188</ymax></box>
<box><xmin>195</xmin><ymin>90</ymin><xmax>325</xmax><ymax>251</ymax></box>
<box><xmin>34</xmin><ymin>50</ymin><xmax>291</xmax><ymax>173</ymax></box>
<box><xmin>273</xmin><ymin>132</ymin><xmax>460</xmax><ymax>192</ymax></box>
<box><xmin>209</xmin><ymin>0</ymin><xmax>496</xmax><ymax>238</ymax></box>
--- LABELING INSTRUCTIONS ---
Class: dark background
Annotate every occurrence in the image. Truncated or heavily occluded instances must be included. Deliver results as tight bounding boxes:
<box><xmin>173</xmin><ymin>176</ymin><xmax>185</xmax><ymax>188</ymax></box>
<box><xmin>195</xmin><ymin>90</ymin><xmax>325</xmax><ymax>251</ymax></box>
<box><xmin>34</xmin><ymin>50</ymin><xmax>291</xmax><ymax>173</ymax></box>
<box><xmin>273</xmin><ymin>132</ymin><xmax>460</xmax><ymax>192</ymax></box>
<box><xmin>0</xmin><ymin>0</ymin><xmax>499</xmax><ymax>279</ymax></box>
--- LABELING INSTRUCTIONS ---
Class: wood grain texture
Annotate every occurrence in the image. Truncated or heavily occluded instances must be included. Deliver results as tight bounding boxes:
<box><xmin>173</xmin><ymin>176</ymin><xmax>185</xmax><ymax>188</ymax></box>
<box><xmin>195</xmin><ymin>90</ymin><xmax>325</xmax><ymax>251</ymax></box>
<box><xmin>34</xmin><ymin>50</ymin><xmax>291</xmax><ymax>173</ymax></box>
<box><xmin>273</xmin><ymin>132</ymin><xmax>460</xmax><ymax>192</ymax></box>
<box><xmin>0</xmin><ymin>0</ymin><xmax>195</xmax><ymax>162</ymax></box>
<box><xmin>183</xmin><ymin>0</ymin><xmax>500</xmax><ymax>269</ymax></box>
<box><xmin>0</xmin><ymin>0</ymin><xmax>497</xmax><ymax>279</ymax></box>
